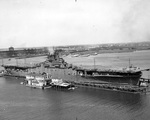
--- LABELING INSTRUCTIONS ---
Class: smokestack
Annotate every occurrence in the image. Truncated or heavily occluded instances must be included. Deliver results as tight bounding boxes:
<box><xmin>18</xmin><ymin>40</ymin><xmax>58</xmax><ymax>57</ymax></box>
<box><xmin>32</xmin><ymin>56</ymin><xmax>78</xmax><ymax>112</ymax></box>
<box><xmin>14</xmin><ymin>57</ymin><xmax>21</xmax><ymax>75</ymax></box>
<box><xmin>47</xmin><ymin>47</ymin><xmax>54</xmax><ymax>55</ymax></box>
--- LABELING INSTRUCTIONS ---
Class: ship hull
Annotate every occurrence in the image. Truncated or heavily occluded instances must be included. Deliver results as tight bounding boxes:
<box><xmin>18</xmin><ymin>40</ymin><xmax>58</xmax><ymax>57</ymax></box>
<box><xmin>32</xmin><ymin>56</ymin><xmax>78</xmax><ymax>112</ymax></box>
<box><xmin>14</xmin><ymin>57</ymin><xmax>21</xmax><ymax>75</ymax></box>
<box><xmin>4</xmin><ymin>70</ymin><xmax>27</xmax><ymax>78</ymax></box>
<box><xmin>3</xmin><ymin>65</ymin><xmax>142</xmax><ymax>85</ymax></box>
<box><xmin>81</xmin><ymin>75</ymin><xmax>141</xmax><ymax>85</ymax></box>
<box><xmin>76</xmin><ymin>69</ymin><xmax>142</xmax><ymax>85</ymax></box>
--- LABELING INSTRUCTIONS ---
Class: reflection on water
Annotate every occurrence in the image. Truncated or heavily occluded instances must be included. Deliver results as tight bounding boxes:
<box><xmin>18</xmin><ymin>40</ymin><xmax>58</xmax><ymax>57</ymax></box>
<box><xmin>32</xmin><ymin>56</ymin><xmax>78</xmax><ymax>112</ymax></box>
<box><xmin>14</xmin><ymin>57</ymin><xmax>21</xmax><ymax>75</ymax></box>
<box><xmin>0</xmin><ymin>77</ymin><xmax>150</xmax><ymax>120</ymax></box>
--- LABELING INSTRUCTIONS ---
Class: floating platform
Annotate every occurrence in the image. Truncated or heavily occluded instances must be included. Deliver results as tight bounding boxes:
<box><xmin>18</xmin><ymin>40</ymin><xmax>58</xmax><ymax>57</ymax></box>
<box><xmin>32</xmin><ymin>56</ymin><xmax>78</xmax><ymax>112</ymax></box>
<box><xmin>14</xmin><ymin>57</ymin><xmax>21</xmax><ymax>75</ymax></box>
<box><xmin>69</xmin><ymin>81</ymin><xmax>149</xmax><ymax>94</ymax></box>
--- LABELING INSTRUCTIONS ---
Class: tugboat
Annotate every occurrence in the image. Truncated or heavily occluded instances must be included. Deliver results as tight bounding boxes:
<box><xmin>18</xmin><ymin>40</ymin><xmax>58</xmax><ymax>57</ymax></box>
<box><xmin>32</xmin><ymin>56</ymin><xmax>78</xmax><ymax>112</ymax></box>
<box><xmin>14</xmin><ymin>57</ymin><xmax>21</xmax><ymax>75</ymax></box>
<box><xmin>24</xmin><ymin>72</ymin><xmax>52</xmax><ymax>89</ymax></box>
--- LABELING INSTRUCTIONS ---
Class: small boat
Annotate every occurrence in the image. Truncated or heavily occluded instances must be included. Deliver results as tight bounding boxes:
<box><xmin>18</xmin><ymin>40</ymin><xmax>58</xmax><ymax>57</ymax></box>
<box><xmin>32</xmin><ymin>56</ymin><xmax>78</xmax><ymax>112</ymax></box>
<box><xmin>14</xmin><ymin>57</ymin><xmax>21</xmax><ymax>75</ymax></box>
<box><xmin>140</xmin><ymin>82</ymin><xmax>148</xmax><ymax>87</ymax></box>
<box><xmin>50</xmin><ymin>79</ymin><xmax>76</xmax><ymax>90</ymax></box>
<box><xmin>91</xmin><ymin>52</ymin><xmax>98</xmax><ymax>56</ymax></box>
<box><xmin>71</xmin><ymin>54</ymin><xmax>79</xmax><ymax>57</ymax></box>
<box><xmin>80</xmin><ymin>54</ymin><xmax>90</xmax><ymax>57</ymax></box>
<box><xmin>20</xmin><ymin>82</ymin><xmax>25</xmax><ymax>85</ymax></box>
<box><xmin>94</xmin><ymin>52</ymin><xmax>98</xmax><ymax>55</ymax></box>
<box><xmin>0</xmin><ymin>70</ymin><xmax>5</xmax><ymax>77</ymax></box>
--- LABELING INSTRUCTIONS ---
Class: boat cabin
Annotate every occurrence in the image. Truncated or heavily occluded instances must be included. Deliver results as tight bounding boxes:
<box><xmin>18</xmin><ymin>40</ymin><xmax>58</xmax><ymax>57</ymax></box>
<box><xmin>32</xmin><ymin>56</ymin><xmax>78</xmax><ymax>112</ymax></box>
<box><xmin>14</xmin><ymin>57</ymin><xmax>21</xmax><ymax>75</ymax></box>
<box><xmin>25</xmin><ymin>73</ymin><xmax>52</xmax><ymax>89</ymax></box>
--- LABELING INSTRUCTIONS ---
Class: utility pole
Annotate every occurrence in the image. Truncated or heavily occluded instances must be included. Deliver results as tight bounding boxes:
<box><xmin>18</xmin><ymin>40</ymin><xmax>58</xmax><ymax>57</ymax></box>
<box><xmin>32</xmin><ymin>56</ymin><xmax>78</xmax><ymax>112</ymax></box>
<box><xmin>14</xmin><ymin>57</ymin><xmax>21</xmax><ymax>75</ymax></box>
<box><xmin>129</xmin><ymin>58</ymin><xmax>131</xmax><ymax>67</ymax></box>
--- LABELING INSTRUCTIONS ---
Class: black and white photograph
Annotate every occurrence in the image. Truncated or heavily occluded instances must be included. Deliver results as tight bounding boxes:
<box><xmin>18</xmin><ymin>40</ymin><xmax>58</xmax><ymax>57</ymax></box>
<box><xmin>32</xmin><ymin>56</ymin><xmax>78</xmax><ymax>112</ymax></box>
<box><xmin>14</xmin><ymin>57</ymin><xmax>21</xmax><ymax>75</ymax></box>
<box><xmin>0</xmin><ymin>0</ymin><xmax>150</xmax><ymax>120</ymax></box>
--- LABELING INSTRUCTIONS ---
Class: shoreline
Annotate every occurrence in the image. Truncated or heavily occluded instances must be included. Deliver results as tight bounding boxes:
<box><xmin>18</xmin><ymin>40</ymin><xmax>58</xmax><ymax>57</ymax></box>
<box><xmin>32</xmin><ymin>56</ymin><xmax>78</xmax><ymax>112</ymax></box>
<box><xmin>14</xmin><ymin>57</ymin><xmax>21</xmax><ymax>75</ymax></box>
<box><xmin>0</xmin><ymin>49</ymin><xmax>150</xmax><ymax>59</ymax></box>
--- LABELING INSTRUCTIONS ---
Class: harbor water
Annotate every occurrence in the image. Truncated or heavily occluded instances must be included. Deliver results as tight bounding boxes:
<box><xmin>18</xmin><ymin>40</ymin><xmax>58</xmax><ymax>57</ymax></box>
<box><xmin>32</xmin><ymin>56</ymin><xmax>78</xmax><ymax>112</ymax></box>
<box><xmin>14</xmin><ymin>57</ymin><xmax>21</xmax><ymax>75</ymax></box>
<box><xmin>0</xmin><ymin>50</ymin><xmax>150</xmax><ymax>120</ymax></box>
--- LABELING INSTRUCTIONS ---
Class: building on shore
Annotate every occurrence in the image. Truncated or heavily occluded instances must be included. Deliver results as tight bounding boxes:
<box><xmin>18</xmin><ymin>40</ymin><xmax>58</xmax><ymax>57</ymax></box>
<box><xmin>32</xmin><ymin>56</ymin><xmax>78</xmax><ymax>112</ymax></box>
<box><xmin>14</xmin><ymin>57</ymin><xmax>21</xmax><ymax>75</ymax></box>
<box><xmin>0</xmin><ymin>47</ymin><xmax>49</xmax><ymax>58</ymax></box>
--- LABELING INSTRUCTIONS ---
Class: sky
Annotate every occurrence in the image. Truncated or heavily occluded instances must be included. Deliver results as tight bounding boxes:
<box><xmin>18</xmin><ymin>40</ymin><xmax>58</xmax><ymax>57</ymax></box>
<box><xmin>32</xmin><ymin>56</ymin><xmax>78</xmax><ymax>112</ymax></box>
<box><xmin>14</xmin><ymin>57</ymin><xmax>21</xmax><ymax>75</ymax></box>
<box><xmin>0</xmin><ymin>0</ymin><xmax>150</xmax><ymax>48</ymax></box>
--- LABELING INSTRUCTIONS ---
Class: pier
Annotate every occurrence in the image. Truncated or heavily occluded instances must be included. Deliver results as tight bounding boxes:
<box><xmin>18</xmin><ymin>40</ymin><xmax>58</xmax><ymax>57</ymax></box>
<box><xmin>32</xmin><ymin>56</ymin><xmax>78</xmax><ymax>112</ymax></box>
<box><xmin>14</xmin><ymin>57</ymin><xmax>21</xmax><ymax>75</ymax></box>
<box><xmin>68</xmin><ymin>81</ymin><xmax>148</xmax><ymax>94</ymax></box>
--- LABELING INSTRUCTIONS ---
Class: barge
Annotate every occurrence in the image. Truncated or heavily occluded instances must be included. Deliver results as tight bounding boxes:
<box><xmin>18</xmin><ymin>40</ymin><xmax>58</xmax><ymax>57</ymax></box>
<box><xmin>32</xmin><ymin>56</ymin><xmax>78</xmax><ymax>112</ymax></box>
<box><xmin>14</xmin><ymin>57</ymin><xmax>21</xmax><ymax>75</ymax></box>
<box><xmin>70</xmin><ymin>81</ymin><xmax>148</xmax><ymax>94</ymax></box>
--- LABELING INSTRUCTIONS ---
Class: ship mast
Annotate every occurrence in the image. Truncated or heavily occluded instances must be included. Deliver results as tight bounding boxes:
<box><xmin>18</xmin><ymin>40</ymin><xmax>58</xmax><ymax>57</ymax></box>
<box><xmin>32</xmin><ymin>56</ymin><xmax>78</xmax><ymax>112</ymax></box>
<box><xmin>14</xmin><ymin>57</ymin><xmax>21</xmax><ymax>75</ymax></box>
<box><xmin>94</xmin><ymin>58</ymin><xmax>95</xmax><ymax>69</ymax></box>
<box><xmin>129</xmin><ymin>58</ymin><xmax>133</xmax><ymax>69</ymax></box>
<box><xmin>1</xmin><ymin>58</ymin><xmax>4</xmax><ymax>65</ymax></box>
<box><xmin>129</xmin><ymin>58</ymin><xmax>130</xmax><ymax>67</ymax></box>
